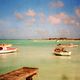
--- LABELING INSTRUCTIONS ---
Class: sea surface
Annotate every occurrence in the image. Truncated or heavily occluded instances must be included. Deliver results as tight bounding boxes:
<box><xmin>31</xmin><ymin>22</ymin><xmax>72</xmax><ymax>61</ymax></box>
<box><xmin>0</xmin><ymin>39</ymin><xmax>80</xmax><ymax>80</ymax></box>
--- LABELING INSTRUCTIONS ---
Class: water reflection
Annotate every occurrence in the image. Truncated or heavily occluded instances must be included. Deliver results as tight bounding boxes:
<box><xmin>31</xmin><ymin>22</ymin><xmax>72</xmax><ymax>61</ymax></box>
<box><xmin>75</xmin><ymin>76</ymin><xmax>80</xmax><ymax>80</ymax></box>
<box><xmin>0</xmin><ymin>52</ymin><xmax>18</xmax><ymax>58</ymax></box>
<box><xmin>52</xmin><ymin>55</ymin><xmax>71</xmax><ymax>60</ymax></box>
<box><xmin>0</xmin><ymin>52</ymin><xmax>18</xmax><ymax>62</ymax></box>
<box><xmin>61</xmin><ymin>74</ymin><xmax>80</xmax><ymax>80</ymax></box>
<box><xmin>61</xmin><ymin>74</ymin><xmax>69</xmax><ymax>80</ymax></box>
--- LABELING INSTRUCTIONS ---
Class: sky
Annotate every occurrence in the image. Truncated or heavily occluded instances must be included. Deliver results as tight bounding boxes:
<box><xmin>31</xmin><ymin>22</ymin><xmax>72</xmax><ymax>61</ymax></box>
<box><xmin>0</xmin><ymin>0</ymin><xmax>80</xmax><ymax>39</ymax></box>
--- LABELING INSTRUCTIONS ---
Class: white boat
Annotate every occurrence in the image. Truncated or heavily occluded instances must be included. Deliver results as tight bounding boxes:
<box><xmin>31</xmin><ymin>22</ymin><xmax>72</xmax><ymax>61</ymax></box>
<box><xmin>53</xmin><ymin>47</ymin><xmax>71</xmax><ymax>56</ymax></box>
<box><xmin>54</xmin><ymin>51</ymin><xmax>71</xmax><ymax>56</ymax></box>
<box><xmin>0</xmin><ymin>46</ymin><xmax>17</xmax><ymax>54</ymax></box>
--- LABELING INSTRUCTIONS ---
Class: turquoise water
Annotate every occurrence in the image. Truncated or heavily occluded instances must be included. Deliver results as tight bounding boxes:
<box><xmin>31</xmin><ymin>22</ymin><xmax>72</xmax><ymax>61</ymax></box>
<box><xmin>0</xmin><ymin>40</ymin><xmax>80</xmax><ymax>80</ymax></box>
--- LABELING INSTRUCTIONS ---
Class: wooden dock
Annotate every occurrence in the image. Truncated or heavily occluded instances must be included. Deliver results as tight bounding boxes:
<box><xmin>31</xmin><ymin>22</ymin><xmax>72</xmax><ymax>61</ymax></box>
<box><xmin>0</xmin><ymin>67</ymin><xmax>38</xmax><ymax>80</ymax></box>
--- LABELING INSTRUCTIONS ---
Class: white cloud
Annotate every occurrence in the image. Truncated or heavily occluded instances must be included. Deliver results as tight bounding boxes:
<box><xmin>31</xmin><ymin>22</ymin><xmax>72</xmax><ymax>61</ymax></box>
<box><xmin>75</xmin><ymin>8</ymin><xmax>80</xmax><ymax>17</ymax></box>
<box><xmin>39</xmin><ymin>12</ymin><xmax>46</xmax><ymax>24</ymax></box>
<box><xmin>49</xmin><ymin>1</ymin><xmax>64</xmax><ymax>8</ymax></box>
<box><xmin>35</xmin><ymin>29</ymin><xmax>48</xmax><ymax>35</ymax></box>
<box><xmin>15</xmin><ymin>12</ymin><xmax>23</xmax><ymax>20</ymax></box>
<box><xmin>24</xmin><ymin>18</ymin><xmax>36</xmax><ymax>26</ymax></box>
<box><xmin>26</xmin><ymin>9</ymin><xmax>36</xmax><ymax>17</ymax></box>
<box><xmin>48</xmin><ymin>15</ymin><xmax>61</xmax><ymax>25</ymax></box>
<box><xmin>63</xmin><ymin>16</ymin><xmax>80</xmax><ymax>27</ymax></box>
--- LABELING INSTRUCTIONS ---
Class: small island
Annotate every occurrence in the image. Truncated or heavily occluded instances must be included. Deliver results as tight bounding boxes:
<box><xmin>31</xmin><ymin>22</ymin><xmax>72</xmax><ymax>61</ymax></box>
<box><xmin>47</xmin><ymin>38</ymin><xmax>80</xmax><ymax>40</ymax></box>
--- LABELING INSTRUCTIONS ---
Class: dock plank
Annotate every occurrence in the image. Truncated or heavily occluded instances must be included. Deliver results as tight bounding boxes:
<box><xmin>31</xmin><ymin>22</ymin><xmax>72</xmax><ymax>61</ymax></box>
<box><xmin>0</xmin><ymin>67</ymin><xmax>38</xmax><ymax>80</ymax></box>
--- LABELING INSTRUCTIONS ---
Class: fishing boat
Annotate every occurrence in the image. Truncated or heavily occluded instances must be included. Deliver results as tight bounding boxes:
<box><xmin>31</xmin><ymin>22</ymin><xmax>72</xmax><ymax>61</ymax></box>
<box><xmin>0</xmin><ymin>46</ymin><xmax>17</xmax><ymax>54</ymax></box>
<box><xmin>53</xmin><ymin>47</ymin><xmax>71</xmax><ymax>56</ymax></box>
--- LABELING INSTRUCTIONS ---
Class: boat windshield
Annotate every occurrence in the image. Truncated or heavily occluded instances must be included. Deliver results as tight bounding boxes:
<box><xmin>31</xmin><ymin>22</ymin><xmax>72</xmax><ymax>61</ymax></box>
<box><xmin>0</xmin><ymin>47</ymin><xmax>3</xmax><ymax>50</ymax></box>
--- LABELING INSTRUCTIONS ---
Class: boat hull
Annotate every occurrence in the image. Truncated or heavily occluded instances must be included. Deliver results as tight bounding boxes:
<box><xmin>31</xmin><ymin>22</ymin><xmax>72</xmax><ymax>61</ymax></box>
<box><xmin>54</xmin><ymin>51</ymin><xmax>71</xmax><ymax>56</ymax></box>
<box><xmin>0</xmin><ymin>48</ymin><xmax>17</xmax><ymax>54</ymax></box>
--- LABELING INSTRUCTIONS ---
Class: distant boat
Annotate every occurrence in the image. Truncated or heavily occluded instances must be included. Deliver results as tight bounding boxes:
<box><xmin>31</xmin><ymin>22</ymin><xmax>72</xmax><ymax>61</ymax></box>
<box><xmin>0</xmin><ymin>46</ymin><xmax>17</xmax><ymax>54</ymax></box>
<box><xmin>56</xmin><ymin>40</ymin><xmax>60</xmax><ymax>42</ymax></box>
<box><xmin>57</xmin><ymin>43</ymin><xmax>78</xmax><ymax>48</ymax></box>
